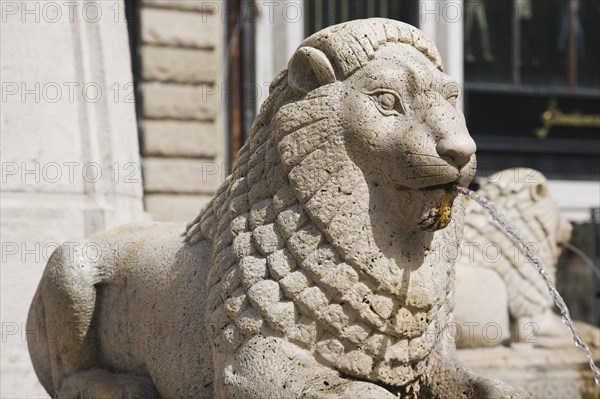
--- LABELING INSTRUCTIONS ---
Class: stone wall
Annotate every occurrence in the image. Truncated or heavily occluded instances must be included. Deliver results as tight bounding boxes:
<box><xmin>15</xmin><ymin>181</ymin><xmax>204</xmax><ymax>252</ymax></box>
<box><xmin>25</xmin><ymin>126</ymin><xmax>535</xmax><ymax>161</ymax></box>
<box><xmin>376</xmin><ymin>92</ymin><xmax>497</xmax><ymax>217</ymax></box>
<box><xmin>139</xmin><ymin>0</ymin><xmax>226</xmax><ymax>221</ymax></box>
<box><xmin>0</xmin><ymin>2</ymin><xmax>145</xmax><ymax>396</ymax></box>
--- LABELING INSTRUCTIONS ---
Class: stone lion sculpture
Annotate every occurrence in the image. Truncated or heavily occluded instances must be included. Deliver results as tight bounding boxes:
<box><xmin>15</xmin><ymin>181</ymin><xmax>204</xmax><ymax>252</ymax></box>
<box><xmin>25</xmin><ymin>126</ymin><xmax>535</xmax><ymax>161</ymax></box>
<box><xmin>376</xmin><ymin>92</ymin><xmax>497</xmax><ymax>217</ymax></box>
<box><xmin>453</xmin><ymin>168</ymin><xmax>600</xmax><ymax>399</ymax></box>
<box><xmin>454</xmin><ymin>168</ymin><xmax>575</xmax><ymax>348</ymax></box>
<box><xmin>27</xmin><ymin>19</ymin><xmax>526</xmax><ymax>398</ymax></box>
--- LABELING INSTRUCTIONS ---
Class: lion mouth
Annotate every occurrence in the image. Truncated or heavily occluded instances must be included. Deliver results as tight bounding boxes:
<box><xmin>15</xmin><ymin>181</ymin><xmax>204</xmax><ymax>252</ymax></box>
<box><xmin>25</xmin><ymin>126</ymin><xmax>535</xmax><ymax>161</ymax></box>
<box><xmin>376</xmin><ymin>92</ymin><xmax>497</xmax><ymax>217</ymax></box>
<box><xmin>393</xmin><ymin>181</ymin><xmax>459</xmax><ymax>192</ymax></box>
<box><xmin>418</xmin><ymin>192</ymin><xmax>456</xmax><ymax>231</ymax></box>
<box><xmin>421</xmin><ymin>182</ymin><xmax>458</xmax><ymax>192</ymax></box>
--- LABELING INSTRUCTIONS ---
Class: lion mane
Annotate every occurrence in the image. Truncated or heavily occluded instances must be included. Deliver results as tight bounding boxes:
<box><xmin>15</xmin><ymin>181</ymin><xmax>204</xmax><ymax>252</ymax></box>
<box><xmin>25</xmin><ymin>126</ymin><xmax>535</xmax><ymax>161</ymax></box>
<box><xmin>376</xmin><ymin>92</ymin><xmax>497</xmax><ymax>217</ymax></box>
<box><xmin>184</xmin><ymin>19</ymin><xmax>463</xmax><ymax>390</ymax></box>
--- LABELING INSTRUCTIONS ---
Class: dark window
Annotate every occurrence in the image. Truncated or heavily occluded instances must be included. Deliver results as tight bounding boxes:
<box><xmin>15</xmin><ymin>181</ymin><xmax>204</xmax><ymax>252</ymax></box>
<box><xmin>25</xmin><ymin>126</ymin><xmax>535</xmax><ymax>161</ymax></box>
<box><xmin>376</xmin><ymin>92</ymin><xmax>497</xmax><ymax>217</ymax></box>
<box><xmin>464</xmin><ymin>0</ymin><xmax>600</xmax><ymax>181</ymax></box>
<box><xmin>464</xmin><ymin>0</ymin><xmax>599</xmax><ymax>93</ymax></box>
<box><xmin>305</xmin><ymin>0</ymin><xmax>418</xmax><ymax>36</ymax></box>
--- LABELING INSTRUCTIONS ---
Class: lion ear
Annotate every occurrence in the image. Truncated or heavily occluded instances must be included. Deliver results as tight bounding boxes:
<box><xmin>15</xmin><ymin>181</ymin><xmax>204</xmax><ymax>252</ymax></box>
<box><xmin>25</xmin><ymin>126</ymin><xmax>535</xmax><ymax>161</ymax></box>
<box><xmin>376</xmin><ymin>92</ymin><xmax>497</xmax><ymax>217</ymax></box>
<box><xmin>288</xmin><ymin>46</ymin><xmax>336</xmax><ymax>94</ymax></box>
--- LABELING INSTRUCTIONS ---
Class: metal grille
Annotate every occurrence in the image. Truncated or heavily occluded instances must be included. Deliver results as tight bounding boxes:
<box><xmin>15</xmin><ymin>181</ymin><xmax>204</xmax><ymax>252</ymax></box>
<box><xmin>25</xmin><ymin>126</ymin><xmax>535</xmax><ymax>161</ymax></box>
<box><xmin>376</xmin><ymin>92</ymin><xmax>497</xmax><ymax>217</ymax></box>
<box><xmin>304</xmin><ymin>0</ymin><xmax>418</xmax><ymax>36</ymax></box>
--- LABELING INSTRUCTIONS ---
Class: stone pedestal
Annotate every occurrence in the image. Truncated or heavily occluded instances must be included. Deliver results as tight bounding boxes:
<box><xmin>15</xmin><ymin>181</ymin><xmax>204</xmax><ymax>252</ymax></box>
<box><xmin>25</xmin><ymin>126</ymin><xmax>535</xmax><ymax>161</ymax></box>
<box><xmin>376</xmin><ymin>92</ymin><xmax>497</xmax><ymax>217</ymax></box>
<box><xmin>458</xmin><ymin>344</ymin><xmax>600</xmax><ymax>399</ymax></box>
<box><xmin>1</xmin><ymin>2</ymin><xmax>145</xmax><ymax>397</ymax></box>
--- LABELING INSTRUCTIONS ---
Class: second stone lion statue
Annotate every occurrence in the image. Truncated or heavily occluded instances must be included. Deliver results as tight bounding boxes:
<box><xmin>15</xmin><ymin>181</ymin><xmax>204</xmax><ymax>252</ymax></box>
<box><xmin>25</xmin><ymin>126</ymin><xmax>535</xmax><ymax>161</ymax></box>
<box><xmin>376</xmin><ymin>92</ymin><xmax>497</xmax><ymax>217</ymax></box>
<box><xmin>27</xmin><ymin>19</ymin><xmax>527</xmax><ymax>398</ymax></box>
<box><xmin>454</xmin><ymin>168</ymin><xmax>574</xmax><ymax>348</ymax></box>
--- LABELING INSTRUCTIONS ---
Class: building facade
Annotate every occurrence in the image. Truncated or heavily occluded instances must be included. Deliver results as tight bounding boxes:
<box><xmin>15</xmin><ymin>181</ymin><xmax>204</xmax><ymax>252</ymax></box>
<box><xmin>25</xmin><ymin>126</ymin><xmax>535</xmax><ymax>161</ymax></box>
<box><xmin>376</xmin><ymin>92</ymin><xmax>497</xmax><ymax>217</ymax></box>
<box><xmin>1</xmin><ymin>0</ymin><xmax>598</xmax><ymax>397</ymax></box>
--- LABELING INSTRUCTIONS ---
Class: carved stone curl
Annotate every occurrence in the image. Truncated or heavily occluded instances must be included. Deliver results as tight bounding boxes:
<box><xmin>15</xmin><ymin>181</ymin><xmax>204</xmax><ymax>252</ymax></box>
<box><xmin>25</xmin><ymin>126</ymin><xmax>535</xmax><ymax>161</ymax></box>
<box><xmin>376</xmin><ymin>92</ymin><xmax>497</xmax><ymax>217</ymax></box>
<box><xmin>27</xmin><ymin>19</ymin><xmax>527</xmax><ymax>398</ymax></box>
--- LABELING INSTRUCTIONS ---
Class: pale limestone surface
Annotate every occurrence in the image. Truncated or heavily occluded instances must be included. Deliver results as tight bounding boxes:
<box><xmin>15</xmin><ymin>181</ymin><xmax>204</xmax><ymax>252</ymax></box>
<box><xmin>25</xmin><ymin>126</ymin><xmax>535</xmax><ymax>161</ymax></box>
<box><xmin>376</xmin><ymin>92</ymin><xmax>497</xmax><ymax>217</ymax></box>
<box><xmin>142</xmin><ymin>0</ymin><xmax>218</xmax><ymax>13</ymax></box>
<box><xmin>142</xmin><ymin>121</ymin><xmax>220</xmax><ymax>158</ymax></box>
<box><xmin>140</xmin><ymin>7</ymin><xmax>218</xmax><ymax>49</ymax></box>
<box><xmin>141</xmin><ymin>47</ymin><xmax>218</xmax><ymax>84</ymax></box>
<box><xmin>143</xmin><ymin>158</ymin><xmax>223</xmax><ymax>194</ymax></box>
<box><xmin>1</xmin><ymin>2</ymin><xmax>146</xmax><ymax>397</ymax></box>
<box><xmin>28</xmin><ymin>19</ymin><xmax>526</xmax><ymax>398</ymax></box>
<box><xmin>142</xmin><ymin>82</ymin><xmax>219</xmax><ymax>121</ymax></box>
<box><xmin>144</xmin><ymin>194</ymin><xmax>214</xmax><ymax>221</ymax></box>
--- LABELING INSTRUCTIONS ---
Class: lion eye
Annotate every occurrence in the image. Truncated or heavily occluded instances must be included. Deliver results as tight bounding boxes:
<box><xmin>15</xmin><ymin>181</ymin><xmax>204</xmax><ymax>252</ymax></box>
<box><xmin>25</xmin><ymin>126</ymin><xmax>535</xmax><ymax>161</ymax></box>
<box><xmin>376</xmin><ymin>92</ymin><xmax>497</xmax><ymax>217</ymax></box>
<box><xmin>370</xmin><ymin>90</ymin><xmax>404</xmax><ymax>116</ymax></box>
<box><xmin>446</xmin><ymin>92</ymin><xmax>459</xmax><ymax>106</ymax></box>
<box><xmin>380</xmin><ymin>93</ymin><xmax>396</xmax><ymax>110</ymax></box>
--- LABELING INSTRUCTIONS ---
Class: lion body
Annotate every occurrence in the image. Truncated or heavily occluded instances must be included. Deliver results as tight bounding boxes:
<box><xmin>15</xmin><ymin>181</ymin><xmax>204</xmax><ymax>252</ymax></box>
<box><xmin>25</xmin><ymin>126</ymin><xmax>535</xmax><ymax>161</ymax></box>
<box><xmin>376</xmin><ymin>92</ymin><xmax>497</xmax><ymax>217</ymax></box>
<box><xmin>28</xmin><ymin>221</ymin><xmax>214</xmax><ymax>397</ymax></box>
<box><xmin>27</xmin><ymin>19</ymin><xmax>527</xmax><ymax>398</ymax></box>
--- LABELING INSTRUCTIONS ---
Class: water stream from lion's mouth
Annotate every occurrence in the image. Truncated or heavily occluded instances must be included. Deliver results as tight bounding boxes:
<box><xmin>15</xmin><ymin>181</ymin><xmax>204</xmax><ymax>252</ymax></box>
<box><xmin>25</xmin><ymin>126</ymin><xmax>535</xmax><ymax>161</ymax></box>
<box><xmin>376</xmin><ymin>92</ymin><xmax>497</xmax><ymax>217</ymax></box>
<box><xmin>456</xmin><ymin>186</ymin><xmax>600</xmax><ymax>387</ymax></box>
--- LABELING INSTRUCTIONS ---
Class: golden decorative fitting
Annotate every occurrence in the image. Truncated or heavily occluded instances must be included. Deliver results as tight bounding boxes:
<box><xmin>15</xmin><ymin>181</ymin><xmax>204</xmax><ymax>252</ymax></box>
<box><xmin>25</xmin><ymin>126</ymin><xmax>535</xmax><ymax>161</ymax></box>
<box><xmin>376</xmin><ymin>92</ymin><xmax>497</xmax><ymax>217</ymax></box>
<box><xmin>536</xmin><ymin>98</ymin><xmax>600</xmax><ymax>139</ymax></box>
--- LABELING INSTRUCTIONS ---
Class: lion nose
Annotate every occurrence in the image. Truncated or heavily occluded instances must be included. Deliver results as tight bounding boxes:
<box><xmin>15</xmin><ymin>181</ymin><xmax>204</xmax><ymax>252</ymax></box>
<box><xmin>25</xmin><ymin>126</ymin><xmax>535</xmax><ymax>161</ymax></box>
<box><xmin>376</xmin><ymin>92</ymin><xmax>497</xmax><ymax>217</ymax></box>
<box><xmin>436</xmin><ymin>136</ymin><xmax>476</xmax><ymax>170</ymax></box>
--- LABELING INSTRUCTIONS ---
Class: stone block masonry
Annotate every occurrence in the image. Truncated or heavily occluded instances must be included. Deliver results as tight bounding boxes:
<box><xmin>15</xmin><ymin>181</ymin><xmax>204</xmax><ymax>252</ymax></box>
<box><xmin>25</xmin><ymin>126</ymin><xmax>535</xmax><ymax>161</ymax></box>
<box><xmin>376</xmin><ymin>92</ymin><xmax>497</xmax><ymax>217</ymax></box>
<box><xmin>139</xmin><ymin>0</ymin><xmax>225</xmax><ymax>221</ymax></box>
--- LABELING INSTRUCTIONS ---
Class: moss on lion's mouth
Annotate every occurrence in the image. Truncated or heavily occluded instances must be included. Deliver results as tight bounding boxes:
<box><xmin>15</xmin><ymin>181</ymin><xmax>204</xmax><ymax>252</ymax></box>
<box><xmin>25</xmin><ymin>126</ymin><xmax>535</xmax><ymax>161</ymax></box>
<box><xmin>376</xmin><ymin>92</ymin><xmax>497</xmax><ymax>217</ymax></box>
<box><xmin>418</xmin><ymin>191</ymin><xmax>456</xmax><ymax>231</ymax></box>
<box><xmin>436</xmin><ymin>191</ymin><xmax>454</xmax><ymax>228</ymax></box>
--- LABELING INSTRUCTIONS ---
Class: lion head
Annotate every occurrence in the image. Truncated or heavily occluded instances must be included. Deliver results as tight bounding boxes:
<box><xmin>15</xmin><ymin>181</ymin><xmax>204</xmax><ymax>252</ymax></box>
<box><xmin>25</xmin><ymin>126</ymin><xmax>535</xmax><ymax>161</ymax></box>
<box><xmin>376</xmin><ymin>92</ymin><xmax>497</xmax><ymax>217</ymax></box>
<box><xmin>186</xmin><ymin>19</ymin><xmax>477</xmax><ymax>391</ymax></box>
<box><xmin>278</xmin><ymin>19</ymin><xmax>476</xmax><ymax>233</ymax></box>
